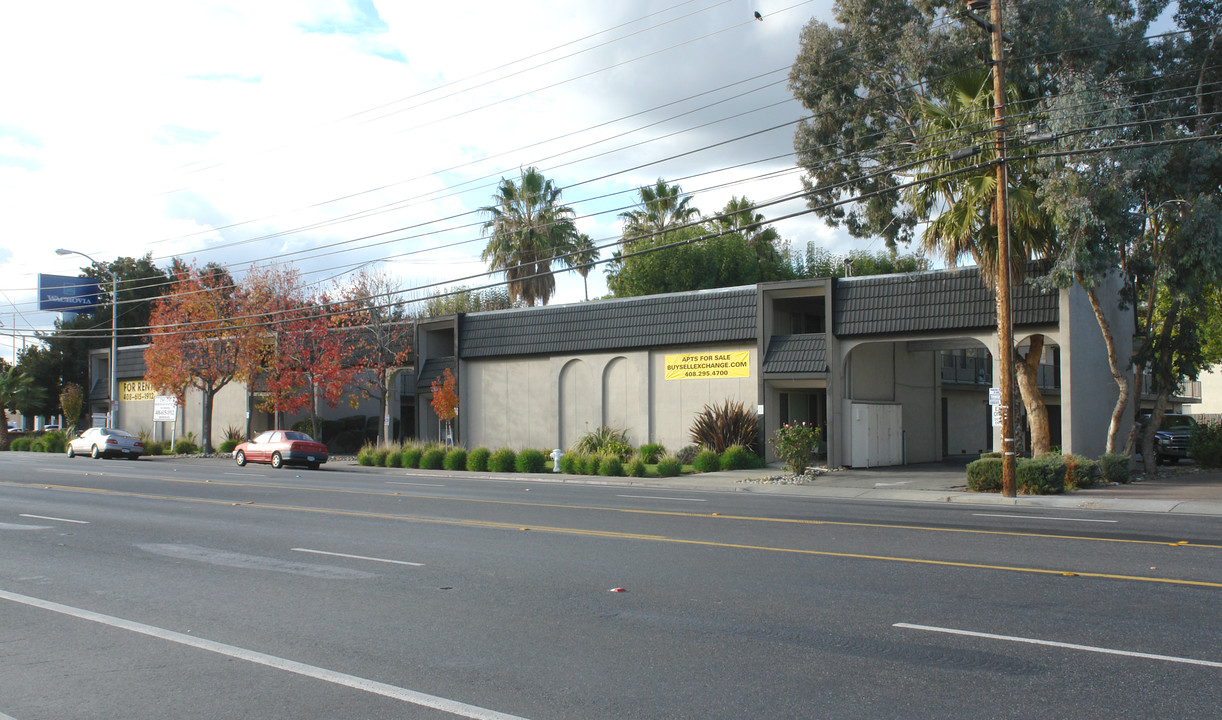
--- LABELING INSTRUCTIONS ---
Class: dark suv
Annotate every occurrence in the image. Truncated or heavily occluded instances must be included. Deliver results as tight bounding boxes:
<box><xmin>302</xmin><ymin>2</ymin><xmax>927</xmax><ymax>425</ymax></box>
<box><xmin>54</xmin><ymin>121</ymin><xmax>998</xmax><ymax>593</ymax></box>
<box><xmin>1138</xmin><ymin>413</ymin><xmax>1197</xmax><ymax>464</ymax></box>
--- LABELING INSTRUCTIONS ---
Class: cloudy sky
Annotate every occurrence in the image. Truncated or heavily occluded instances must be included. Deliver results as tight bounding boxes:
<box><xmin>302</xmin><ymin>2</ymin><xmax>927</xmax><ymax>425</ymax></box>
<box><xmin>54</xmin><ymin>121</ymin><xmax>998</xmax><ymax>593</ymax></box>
<box><xmin>0</xmin><ymin>0</ymin><xmax>861</xmax><ymax>365</ymax></box>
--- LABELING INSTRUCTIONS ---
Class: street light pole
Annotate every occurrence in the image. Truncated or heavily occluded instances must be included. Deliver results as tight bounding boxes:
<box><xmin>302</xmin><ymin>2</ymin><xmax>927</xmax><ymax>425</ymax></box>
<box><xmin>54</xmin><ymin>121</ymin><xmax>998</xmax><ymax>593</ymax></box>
<box><xmin>56</xmin><ymin>249</ymin><xmax>118</xmax><ymax>429</ymax></box>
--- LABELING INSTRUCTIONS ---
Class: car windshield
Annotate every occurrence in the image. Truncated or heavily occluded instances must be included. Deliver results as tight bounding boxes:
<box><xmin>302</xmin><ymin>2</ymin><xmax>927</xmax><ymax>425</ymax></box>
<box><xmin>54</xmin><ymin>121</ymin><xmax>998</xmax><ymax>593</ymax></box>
<box><xmin>1161</xmin><ymin>416</ymin><xmax>1197</xmax><ymax>430</ymax></box>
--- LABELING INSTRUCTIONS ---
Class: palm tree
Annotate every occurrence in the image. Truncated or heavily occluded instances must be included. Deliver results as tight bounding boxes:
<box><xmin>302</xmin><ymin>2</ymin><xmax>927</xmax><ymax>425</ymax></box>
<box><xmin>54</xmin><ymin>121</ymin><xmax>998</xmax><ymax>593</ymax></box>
<box><xmin>562</xmin><ymin>233</ymin><xmax>600</xmax><ymax>301</ymax></box>
<box><xmin>905</xmin><ymin>68</ymin><xmax>1056</xmax><ymax>455</ymax></box>
<box><xmin>715</xmin><ymin>196</ymin><xmax>781</xmax><ymax>270</ymax></box>
<box><xmin>481</xmin><ymin>167</ymin><xmax>579</xmax><ymax>306</ymax></box>
<box><xmin>619</xmin><ymin>179</ymin><xmax>701</xmax><ymax>243</ymax></box>
<box><xmin>0</xmin><ymin>366</ymin><xmax>46</xmax><ymax>451</ymax></box>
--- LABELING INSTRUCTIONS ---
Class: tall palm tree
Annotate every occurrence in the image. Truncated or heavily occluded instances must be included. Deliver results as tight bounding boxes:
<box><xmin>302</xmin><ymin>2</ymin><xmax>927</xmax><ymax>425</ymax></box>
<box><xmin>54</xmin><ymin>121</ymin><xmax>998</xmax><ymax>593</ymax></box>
<box><xmin>619</xmin><ymin>178</ymin><xmax>701</xmax><ymax>243</ymax></box>
<box><xmin>481</xmin><ymin>167</ymin><xmax>579</xmax><ymax>306</ymax></box>
<box><xmin>905</xmin><ymin>68</ymin><xmax>1055</xmax><ymax>455</ymax></box>
<box><xmin>715</xmin><ymin>196</ymin><xmax>781</xmax><ymax>270</ymax></box>
<box><xmin>563</xmin><ymin>233</ymin><xmax>600</xmax><ymax>301</ymax></box>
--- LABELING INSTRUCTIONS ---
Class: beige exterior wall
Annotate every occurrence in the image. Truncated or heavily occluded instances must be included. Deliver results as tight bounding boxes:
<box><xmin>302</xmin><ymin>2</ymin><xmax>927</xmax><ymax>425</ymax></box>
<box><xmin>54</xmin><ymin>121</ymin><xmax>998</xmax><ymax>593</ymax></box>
<box><xmin>461</xmin><ymin>343</ymin><xmax>757</xmax><ymax>452</ymax></box>
<box><xmin>1187</xmin><ymin>367</ymin><xmax>1222</xmax><ymax>415</ymax></box>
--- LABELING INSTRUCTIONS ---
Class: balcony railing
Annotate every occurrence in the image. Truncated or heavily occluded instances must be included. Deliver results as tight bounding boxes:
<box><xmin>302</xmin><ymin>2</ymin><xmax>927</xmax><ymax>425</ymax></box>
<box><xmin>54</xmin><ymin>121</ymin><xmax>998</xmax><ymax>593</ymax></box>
<box><xmin>1139</xmin><ymin>373</ymin><xmax>1202</xmax><ymax>401</ymax></box>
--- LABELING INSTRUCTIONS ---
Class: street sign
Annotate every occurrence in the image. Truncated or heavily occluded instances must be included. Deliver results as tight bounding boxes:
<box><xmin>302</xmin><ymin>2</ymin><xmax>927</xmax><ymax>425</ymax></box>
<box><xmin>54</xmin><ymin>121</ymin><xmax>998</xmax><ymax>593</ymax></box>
<box><xmin>991</xmin><ymin>404</ymin><xmax>1003</xmax><ymax>428</ymax></box>
<box><xmin>988</xmin><ymin>388</ymin><xmax>1001</xmax><ymax>405</ymax></box>
<box><xmin>153</xmin><ymin>395</ymin><xmax>178</xmax><ymax>422</ymax></box>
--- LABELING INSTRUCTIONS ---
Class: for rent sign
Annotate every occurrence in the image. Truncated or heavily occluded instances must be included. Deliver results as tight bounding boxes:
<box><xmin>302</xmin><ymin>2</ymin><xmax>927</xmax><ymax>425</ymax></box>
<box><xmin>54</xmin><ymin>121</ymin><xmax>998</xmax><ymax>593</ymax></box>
<box><xmin>119</xmin><ymin>380</ymin><xmax>158</xmax><ymax>402</ymax></box>
<box><xmin>664</xmin><ymin>351</ymin><xmax>751</xmax><ymax>380</ymax></box>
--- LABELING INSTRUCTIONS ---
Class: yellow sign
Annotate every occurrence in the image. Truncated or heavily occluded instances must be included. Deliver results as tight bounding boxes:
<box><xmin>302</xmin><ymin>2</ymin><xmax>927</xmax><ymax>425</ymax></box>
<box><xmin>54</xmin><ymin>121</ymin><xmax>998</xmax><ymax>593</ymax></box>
<box><xmin>664</xmin><ymin>351</ymin><xmax>751</xmax><ymax>380</ymax></box>
<box><xmin>119</xmin><ymin>380</ymin><xmax>158</xmax><ymax>402</ymax></box>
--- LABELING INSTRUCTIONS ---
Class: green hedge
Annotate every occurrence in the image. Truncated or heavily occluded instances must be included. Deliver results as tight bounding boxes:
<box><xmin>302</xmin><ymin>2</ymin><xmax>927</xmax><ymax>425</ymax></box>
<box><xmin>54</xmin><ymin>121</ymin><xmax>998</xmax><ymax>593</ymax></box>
<box><xmin>466</xmin><ymin>447</ymin><xmax>490</xmax><ymax>471</ymax></box>
<box><xmin>598</xmin><ymin>455</ymin><xmax>624</xmax><ymax>477</ymax></box>
<box><xmin>627</xmin><ymin>457</ymin><xmax>647</xmax><ymax>477</ymax></box>
<box><xmin>1017</xmin><ymin>454</ymin><xmax>1067</xmax><ymax>495</ymax></box>
<box><xmin>692</xmin><ymin>449</ymin><xmax>720</xmax><ymax>473</ymax></box>
<box><xmin>966</xmin><ymin>458</ymin><xmax>1003</xmax><ymax>492</ymax></box>
<box><xmin>1099</xmin><ymin>453</ymin><xmax>1130</xmax><ymax>483</ymax></box>
<box><xmin>655</xmin><ymin>456</ymin><xmax>681</xmax><ymax>477</ymax></box>
<box><xmin>420</xmin><ymin>447</ymin><xmax>446</xmax><ymax>469</ymax></box>
<box><xmin>1189</xmin><ymin>421</ymin><xmax>1222</xmax><ymax>468</ymax></box>
<box><xmin>1063</xmin><ymin>455</ymin><xmax>1099</xmax><ymax>489</ymax></box>
<box><xmin>488</xmin><ymin>448</ymin><xmax>516</xmax><ymax>473</ymax></box>
<box><xmin>443</xmin><ymin>448</ymin><xmax>467</xmax><ymax>471</ymax></box>
<box><xmin>515</xmin><ymin>448</ymin><xmax>546</xmax><ymax>473</ymax></box>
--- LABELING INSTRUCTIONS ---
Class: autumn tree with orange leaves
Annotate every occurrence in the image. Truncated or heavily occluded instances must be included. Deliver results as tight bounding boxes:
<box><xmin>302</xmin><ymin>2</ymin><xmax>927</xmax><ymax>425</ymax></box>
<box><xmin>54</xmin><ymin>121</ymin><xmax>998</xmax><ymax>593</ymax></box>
<box><xmin>144</xmin><ymin>262</ymin><xmax>260</xmax><ymax>454</ymax></box>
<box><xmin>245</xmin><ymin>265</ymin><xmax>355</xmax><ymax>441</ymax></box>
<box><xmin>430</xmin><ymin>367</ymin><xmax>458</xmax><ymax>446</ymax></box>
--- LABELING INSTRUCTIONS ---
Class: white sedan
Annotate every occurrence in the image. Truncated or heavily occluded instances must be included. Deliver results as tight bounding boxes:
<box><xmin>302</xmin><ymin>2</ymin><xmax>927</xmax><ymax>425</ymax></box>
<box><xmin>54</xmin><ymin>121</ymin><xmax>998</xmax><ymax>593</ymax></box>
<box><xmin>66</xmin><ymin>427</ymin><xmax>144</xmax><ymax>460</ymax></box>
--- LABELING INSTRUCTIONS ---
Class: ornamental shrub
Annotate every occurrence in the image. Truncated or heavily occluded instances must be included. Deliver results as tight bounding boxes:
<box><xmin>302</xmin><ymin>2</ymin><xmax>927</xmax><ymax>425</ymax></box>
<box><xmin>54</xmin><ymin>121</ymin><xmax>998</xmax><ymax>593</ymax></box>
<box><xmin>145</xmin><ymin>441</ymin><xmax>166</xmax><ymax>456</ymax></box>
<box><xmin>675</xmin><ymin>444</ymin><xmax>699</xmax><ymax>464</ymax></box>
<box><xmin>1017</xmin><ymin>454</ymin><xmax>1067</xmax><ymax>495</ymax></box>
<box><xmin>572</xmin><ymin>426</ymin><xmax>632</xmax><ymax>458</ymax></box>
<box><xmin>173</xmin><ymin>439</ymin><xmax>199</xmax><ymax>455</ymax></box>
<box><xmin>466</xmin><ymin>447</ymin><xmax>490</xmax><ymax>472</ymax></box>
<box><xmin>979</xmin><ymin>451</ymin><xmax>1002</xmax><ymax>460</ymax></box>
<box><xmin>10</xmin><ymin>437</ymin><xmax>31</xmax><ymax>452</ymax></box>
<box><xmin>372</xmin><ymin>446</ymin><xmax>391</xmax><ymax>467</ymax></box>
<box><xmin>218</xmin><ymin>438</ymin><xmax>240</xmax><ymax>454</ymax></box>
<box><xmin>443</xmin><ymin>448</ymin><xmax>467</xmax><ymax>471</ymax></box>
<box><xmin>420</xmin><ymin>447</ymin><xmax>446</xmax><ymax>469</ymax></box>
<box><xmin>488</xmin><ymin>448</ymin><xmax>517</xmax><ymax>473</ymax></box>
<box><xmin>1063</xmin><ymin>454</ymin><xmax>1098</xmax><ymax>490</ymax></box>
<box><xmin>689</xmin><ymin>400</ymin><xmax>759</xmax><ymax>454</ymax></box>
<box><xmin>719</xmin><ymin>444</ymin><xmax>759</xmax><ymax>470</ymax></box>
<box><xmin>558</xmin><ymin>452</ymin><xmax>582</xmax><ymax>474</ymax></box>
<box><xmin>384</xmin><ymin>444</ymin><xmax>403</xmax><ymax>467</ymax></box>
<box><xmin>516</xmin><ymin>448</ymin><xmax>546</xmax><ymax>473</ymax></box>
<box><xmin>627</xmin><ymin>457</ymin><xmax>647</xmax><ymax>477</ymax></box>
<box><xmin>637</xmin><ymin>443</ymin><xmax>666</xmax><ymax>464</ymax></box>
<box><xmin>966</xmin><ymin>458</ymin><xmax>1003</xmax><ymax>492</ymax></box>
<box><xmin>1099</xmin><ymin>453</ymin><xmax>1130</xmax><ymax>483</ymax></box>
<box><xmin>598</xmin><ymin>455</ymin><xmax>625</xmax><ymax>476</ymax></box>
<box><xmin>39</xmin><ymin>431</ymin><xmax>67</xmax><ymax>454</ymax></box>
<box><xmin>655</xmin><ymin>455</ymin><xmax>681</xmax><ymax>477</ymax></box>
<box><xmin>771</xmin><ymin>422</ymin><xmax>821</xmax><ymax>475</ymax></box>
<box><xmin>1189</xmin><ymin>420</ymin><xmax>1222</xmax><ymax>469</ymax></box>
<box><xmin>357</xmin><ymin>444</ymin><xmax>376</xmax><ymax>466</ymax></box>
<box><xmin>400</xmin><ymin>446</ymin><xmax>423</xmax><ymax>469</ymax></box>
<box><xmin>692</xmin><ymin>449</ymin><xmax>720</xmax><ymax>473</ymax></box>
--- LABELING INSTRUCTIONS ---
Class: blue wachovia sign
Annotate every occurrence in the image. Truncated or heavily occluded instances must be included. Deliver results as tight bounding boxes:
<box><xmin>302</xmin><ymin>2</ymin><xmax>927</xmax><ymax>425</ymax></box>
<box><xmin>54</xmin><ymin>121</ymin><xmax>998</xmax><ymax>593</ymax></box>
<box><xmin>39</xmin><ymin>274</ymin><xmax>102</xmax><ymax>312</ymax></box>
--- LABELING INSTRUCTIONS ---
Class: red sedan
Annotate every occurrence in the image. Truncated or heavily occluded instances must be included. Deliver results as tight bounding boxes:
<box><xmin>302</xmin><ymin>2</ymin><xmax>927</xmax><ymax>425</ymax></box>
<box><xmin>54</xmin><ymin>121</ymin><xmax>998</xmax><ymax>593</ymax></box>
<box><xmin>233</xmin><ymin>430</ymin><xmax>328</xmax><ymax>470</ymax></box>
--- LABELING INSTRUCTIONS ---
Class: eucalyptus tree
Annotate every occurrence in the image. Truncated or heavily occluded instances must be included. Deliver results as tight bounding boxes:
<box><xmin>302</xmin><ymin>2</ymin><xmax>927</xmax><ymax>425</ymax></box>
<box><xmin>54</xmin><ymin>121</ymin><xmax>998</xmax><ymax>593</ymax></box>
<box><xmin>481</xmin><ymin>167</ymin><xmax>579</xmax><ymax>306</ymax></box>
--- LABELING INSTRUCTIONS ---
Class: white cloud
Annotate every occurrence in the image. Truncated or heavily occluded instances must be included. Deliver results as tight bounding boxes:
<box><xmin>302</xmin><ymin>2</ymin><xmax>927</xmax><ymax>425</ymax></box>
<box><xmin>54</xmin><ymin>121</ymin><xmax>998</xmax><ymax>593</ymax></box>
<box><xmin>0</xmin><ymin>0</ymin><xmax>868</xmax><ymax>365</ymax></box>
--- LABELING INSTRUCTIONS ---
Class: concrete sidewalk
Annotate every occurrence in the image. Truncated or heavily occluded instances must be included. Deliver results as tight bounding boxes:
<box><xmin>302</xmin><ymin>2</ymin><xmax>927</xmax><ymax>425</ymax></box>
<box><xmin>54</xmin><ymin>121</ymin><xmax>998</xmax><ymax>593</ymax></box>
<box><xmin>321</xmin><ymin>456</ymin><xmax>1222</xmax><ymax>516</ymax></box>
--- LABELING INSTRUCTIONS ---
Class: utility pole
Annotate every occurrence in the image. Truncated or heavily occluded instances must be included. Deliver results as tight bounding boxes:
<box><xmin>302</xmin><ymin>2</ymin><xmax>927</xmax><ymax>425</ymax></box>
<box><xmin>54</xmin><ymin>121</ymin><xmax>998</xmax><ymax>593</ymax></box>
<box><xmin>965</xmin><ymin>0</ymin><xmax>1016</xmax><ymax>496</ymax></box>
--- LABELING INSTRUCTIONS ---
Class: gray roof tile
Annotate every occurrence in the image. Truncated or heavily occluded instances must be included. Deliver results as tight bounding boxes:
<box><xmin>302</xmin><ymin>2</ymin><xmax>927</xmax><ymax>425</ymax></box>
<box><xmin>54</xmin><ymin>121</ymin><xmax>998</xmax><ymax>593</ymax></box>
<box><xmin>762</xmin><ymin>334</ymin><xmax>828</xmax><ymax>374</ymax></box>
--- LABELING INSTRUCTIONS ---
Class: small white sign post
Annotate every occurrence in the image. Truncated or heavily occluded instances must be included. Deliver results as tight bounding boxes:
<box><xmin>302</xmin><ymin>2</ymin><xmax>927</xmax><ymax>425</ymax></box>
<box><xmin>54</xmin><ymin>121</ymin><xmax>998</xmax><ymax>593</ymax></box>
<box><xmin>153</xmin><ymin>395</ymin><xmax>179</xmax><ymax>451</ymax></box>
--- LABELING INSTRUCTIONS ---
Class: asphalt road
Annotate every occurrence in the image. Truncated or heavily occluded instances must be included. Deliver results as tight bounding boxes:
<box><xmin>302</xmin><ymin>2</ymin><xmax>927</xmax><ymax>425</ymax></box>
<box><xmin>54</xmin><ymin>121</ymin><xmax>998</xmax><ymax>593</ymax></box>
<box><xmin>2</xmin><ymin>453</ymin><xmax>1220</xmax><ymax>719</ymax></box>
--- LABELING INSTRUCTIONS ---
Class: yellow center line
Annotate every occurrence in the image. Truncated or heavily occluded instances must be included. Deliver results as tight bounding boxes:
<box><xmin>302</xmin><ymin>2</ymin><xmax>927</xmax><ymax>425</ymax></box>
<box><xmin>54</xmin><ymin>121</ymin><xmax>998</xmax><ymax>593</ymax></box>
<box><xmin>7</xmin><ymin>480</ymin><xmax>1222</xmax><ymax>589</ymax></box>
<box><xmin>24</xmin><ymin>474</ymin><xmax>1222</xmax><ymax>551</ymax></box>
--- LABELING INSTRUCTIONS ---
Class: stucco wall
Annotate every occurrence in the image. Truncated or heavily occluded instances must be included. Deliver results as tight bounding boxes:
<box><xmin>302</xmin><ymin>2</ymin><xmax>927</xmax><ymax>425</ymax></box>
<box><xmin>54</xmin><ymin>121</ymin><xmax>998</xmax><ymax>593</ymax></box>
<box><xmin>1061</xmin><ymin>276</ymin><xmax>1131</xmax><ymax>457</ymax></box>
<box><xmin>461</xmin><ymin>344</ymin><xmax>757</xmax><ymax>452</ymax></box>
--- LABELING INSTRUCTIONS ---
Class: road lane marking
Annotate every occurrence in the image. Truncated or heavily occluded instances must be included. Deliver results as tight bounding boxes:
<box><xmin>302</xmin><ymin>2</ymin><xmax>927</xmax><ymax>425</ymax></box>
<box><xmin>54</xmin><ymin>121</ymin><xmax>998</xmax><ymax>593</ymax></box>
<box><xmin>225</xmin><ymin>472</ymin><xmax>267</xmax><ymax>478</ymax></box>
<box><xmin>0</xmin><ymin>588</ymin><xmax>531</xmax><ymax>720</ymax></box>
<box><xmin>894</xmin><ymin>623</ymin><xmax>1222</xmax><ymax>668</ymax></box>
<box><xmin>2</xmin><ymin>481</ymin><xmax>1221</xmax><ymax>588</ymax></box>
<box><xmin>20</xmin><ymin>514</ymin><xmax>89</xmax><ymax>524</ymax></box>
<box><xmin>386</xmin><ymin>481</ymin><xmax>446</xmax><ymax>487</ymax></box>
<box><xmin>0</xmin><ymin>522</ymin><xmax>52</xmax><ymax>530</ymax></box>
<box><xmin>292</xmin><ymin>548</ymin><xmax>423</xmax><ymax>566</ymax></box>
<box><xmin>137</xmin><ymin>544</ymin><xmax>377</xmax><ymax>580</ymax></box>
<box><xmin>973</xmin><ymin>513</ymin><xmax>1118</xmax><ymax>523</ymax></box>
<box><xmin>616</xmin><ymin>495</ymin><xmax>708</xmax><ymax>502</ymax></box>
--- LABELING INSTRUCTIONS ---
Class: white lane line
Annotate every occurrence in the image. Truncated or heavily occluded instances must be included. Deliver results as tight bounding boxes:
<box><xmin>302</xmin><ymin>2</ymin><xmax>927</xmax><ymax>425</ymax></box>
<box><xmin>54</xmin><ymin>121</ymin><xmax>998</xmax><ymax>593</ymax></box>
<box><xmin>20</xmin><ymin>514</ymin><xmax>89</xmax><ymax>524</ymax></box>
<box><xmin>386</xmin><ymin>481</ymin><xmax>446</xmax><ymax>487</ymax></box>
<box><xmin>972</xmin><ymin>513</ymin><xmax>1118</xmax><ymax>524</ymax></box>
<box><xmin>615</xmin><ymin>495</ymin><xmax>707</xmax><ymax>502</ymax></box>
<box><xmin>225</xmin><ymin>472</ymin><xmax>267</xmax><ymax>477</ymax></box>
<box><xmin>0</xmin><ymin>522</ymin><xmax>52</xmax><ymax>530</ymax></box>
<box><xmin>894</xmin><ymin>623</ymin><xmax>1222</xmax><ymax>669</ymax></box>
<box><xmin>0</xmin><ymin>588</ymin><xmax>531</xmax><ymax>720</ymax></box>
<box><xmin>0</xmin><ymin>710</ymin><xmax>18</xmax><ymax>720</ymax></box>
<box><xmin>292</xmin><ymin>548</ymin><xmax>423</xmax><ymax>567</ymax></box>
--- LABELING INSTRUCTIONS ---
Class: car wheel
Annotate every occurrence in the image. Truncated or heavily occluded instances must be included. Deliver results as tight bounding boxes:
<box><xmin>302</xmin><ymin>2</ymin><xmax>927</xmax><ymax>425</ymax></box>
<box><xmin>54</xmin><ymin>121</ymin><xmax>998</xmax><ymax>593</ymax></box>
<box><xmin>66</xmin><ymin>446</ymin><xmax>75</xmax><ymax>458</ymax></box>
<box><xmin>91</xmin><ymin>445</ymin><xmax>101</xmax><ymax>459</ymax></box>
<box><xmin>235</xmin><ymin>450</ymin><xmax>247</xmax><ymax>467</ymax></box>
<box><xmin>271</xmin><ymin>452</ymin><xmax>283</xmax><ymax>469</ymax></box>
